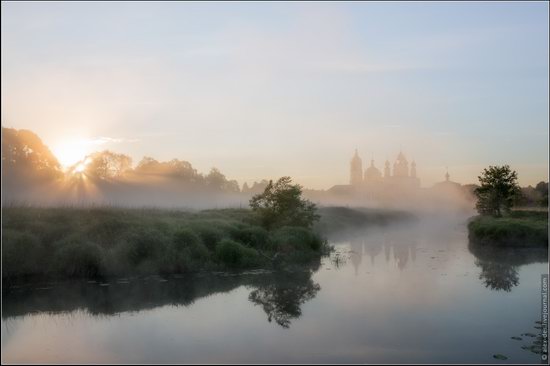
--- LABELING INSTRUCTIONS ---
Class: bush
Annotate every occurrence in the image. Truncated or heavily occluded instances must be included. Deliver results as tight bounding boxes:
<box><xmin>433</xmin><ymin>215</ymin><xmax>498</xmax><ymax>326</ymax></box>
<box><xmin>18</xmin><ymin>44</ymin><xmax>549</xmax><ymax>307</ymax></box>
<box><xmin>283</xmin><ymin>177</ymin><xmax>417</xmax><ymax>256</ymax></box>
<box><xmin>2</xmin><ymin>230</ymin><xmax>43</xmax><ymax>278</ymax></box>
<box><xmin>468</xmin><ymin>213</ymin><xmax>548</xmax><ymax>247</ymax></box>
<box><xmin>270</xmin><ymin>226</ymin><xmax>323</xmax><ymax>252</ymax></box>
<box><xmin>165</xmin><ymin>228</ymin><xmax>210</xmax><ymax>272</ymax></box>
<box><xmin>52</xmin><ymin>238</ymin><xmax>103</xmax><ymax>277</ymax></box>
<box><xmin>120</xmin><ymin>229</ymin><xmax>169</xmax><ymax>265</ymax></box>
<box><xmin>231</xmin><ymin>225</ymin><xmax>269</xmax><ymax>249</ymax></box>
<box><xmin>215</xmin><ymin>239</ymin><xmax>259</xmax><ymax>268</ymax></box>
<box><xmin>188</xmin><ymin>222</ymin><xmax>225</xmax><ymax>250</ymax></box>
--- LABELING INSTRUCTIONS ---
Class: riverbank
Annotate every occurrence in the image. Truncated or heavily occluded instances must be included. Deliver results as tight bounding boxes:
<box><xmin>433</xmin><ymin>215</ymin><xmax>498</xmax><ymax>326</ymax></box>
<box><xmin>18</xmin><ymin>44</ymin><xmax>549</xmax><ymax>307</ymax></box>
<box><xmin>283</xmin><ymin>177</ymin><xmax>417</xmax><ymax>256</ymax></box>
<box><xmin>468</xmin><ymin>210</ymin><xmax>548</xmax><ymax>247</ymax></box>
<box><xmin>2</xmin><ymin>206</ymin><xmax>331</xmax><ymax>282</ymax></box>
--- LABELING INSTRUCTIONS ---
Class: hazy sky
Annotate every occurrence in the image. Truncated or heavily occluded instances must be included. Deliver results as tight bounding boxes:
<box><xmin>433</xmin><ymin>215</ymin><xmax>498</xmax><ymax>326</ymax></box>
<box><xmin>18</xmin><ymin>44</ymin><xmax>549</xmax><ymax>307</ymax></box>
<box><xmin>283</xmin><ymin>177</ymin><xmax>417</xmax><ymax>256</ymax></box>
<box><xmin>1</xmin><ymin>1</ymin><xmax>548</xmax><ymax>189</ymax></box>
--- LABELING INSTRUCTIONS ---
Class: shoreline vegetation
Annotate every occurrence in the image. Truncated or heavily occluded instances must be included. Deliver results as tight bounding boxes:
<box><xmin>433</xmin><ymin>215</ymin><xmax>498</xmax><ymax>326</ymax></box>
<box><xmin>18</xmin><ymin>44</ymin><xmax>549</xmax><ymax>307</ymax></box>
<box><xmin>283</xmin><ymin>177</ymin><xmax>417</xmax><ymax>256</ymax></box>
<box><xmin>467</xmin><ymin>165</ymin><xmax>548</xmax><ymax>248</ymax></box>
<box><xmin>468</xmin><ymin>210</ymin><xmax>548</xmax><ymax>247</ymax></box>
<box><xmin>1</xmin><ymin>205</ymin><xmax>414</xmax><ymax>283</ymax></box>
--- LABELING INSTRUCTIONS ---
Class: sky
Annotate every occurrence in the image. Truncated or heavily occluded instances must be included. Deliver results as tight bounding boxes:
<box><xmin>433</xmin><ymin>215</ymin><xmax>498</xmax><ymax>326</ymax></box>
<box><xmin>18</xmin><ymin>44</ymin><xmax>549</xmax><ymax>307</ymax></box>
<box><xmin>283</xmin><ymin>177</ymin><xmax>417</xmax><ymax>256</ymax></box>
<box><xmin>1</xmin><ymin>1</ymin><xmax>548</xmax><ymax>189</ymax></box>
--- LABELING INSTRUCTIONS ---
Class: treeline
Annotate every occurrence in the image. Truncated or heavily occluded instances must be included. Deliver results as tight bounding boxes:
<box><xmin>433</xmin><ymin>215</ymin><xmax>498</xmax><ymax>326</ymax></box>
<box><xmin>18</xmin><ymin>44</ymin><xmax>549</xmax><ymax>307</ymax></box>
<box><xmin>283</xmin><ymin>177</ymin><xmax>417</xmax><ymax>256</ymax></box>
<box><xmin>1</xmin><ymin>127</ymin><xmax>268</xmax><ymax>207</ymax></box>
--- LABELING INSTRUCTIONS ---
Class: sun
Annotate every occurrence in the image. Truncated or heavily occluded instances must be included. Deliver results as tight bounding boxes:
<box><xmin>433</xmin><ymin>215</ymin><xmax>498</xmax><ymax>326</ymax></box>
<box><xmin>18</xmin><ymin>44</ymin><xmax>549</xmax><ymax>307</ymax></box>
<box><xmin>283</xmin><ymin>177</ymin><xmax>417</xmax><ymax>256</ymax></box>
<box><xmin>74</xmin><ymin>162</ymin><xmax>87</xmax><ymax>173</ymax></box>
<box><xmin>52</xmin><ymin>140</ymin><xmax>90</xmax><ymax>169</ymax></box>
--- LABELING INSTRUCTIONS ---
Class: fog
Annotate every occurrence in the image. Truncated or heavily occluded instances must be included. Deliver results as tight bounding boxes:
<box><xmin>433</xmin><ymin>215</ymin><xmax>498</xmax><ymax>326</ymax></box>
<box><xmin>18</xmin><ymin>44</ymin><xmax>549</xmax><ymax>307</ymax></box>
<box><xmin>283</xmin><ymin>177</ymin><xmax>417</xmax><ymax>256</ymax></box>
<box><xmin>0</xmin><ymin>126</ymin><xmax>483</xmax><ymax>218</ymax></box>
<box><xmin>1</xmin><ymin>126</ymin><xmax>480</xmax><ymax>215</ymax></box>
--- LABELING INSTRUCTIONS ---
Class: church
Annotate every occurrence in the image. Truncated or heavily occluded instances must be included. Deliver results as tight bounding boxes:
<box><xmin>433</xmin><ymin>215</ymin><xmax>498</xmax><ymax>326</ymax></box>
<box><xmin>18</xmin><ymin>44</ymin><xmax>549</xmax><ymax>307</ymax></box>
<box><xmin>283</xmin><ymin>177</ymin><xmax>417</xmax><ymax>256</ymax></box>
<box><xmin>349</xmin><ymin>148</ymin><xmax>420</xmax><ymax>189</ymax></box>
<box><xmin>327</xmin><ymin>149</ymin><xmax>421</xmax><ymax>204</ymax></box>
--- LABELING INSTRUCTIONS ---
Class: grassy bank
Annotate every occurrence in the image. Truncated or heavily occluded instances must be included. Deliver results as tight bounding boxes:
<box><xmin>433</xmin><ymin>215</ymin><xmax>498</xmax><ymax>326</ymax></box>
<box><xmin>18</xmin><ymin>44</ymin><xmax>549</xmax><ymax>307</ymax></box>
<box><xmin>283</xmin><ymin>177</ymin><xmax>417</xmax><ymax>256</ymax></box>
<box><xmin>2</xmin><ymin>206</ymin><xmax>329</xmax><ymax>281</ymax></box>
<box><xmin>468</xmin><ymin>210</ymin><xmax>548</xmax><ymax>247</ymax></box>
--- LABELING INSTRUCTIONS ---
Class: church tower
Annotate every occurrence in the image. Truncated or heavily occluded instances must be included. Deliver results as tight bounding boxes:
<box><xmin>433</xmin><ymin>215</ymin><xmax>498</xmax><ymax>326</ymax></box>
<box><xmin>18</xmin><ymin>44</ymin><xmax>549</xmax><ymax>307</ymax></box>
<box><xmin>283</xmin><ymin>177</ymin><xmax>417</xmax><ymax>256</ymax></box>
<box><xmin>411</xmin><ymin>160</ymin><xmax>417</xmax><ymax>178</ymax></box>
<box><xmin>393</xmin><ymin>151</ymin><xmax>409</xmax><ymax>177</ymax></box>
<box><xmin>350</xmin><ymin>149</ymin><xmax>363</xmax><ymax>186</ymax></box>
<box><xmin>384</xmin><ymin>160</ymin><xmax>391</xmax><ymax>178</ymax></box>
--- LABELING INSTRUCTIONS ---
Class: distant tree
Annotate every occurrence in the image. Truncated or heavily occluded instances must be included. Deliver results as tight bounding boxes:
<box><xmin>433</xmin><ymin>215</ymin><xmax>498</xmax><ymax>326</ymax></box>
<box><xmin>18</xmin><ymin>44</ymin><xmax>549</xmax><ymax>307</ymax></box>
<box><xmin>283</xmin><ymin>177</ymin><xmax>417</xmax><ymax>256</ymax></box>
<box><xmin>205</xmin><ymin>168</ymin><xmax>226</xmax><ymax>189</ymax></box>
<box><xmin>535</xmin><ymin>181</ymin><xmax>548</xmax><ymax>207</ymax></box>
<box><xmin>249</xmin><ymin>176</ymin><xmax>320</xmax><ymax>229</ymax></box>
<box><xmin>1</xmin><ymin>127</ymin><xmax>62</xmax><ymax>181</ymax></box>
<box><xmin>203</xmin><ymin>168</ymin><xmax>240</xmax><ymax>192</ymax></box>
<box><xmin>474</xmin><ymin>165</ymin><xmax>521</xmax><ymax>217</ymax></box>
<box><xmin>134</xmin><ymin>157</ymin><xmax>198</xmax><ymax>180</ymax></box>
<box><xmin>78</xmin><ymin>150</ymin><xmax>132</xmax><ymax>179</ymax></box>
<box><xmin>249</xmin><ymin>179</ymin><xmax>270</xmax><ymax>194</ymax></box>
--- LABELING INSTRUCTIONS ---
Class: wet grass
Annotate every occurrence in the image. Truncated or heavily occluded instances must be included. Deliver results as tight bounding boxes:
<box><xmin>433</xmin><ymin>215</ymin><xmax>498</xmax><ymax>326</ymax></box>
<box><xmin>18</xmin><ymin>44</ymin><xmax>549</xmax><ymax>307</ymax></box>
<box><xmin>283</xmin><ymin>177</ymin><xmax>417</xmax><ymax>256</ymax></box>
<box><xmin>468</xmin><ymin>210</ymin><xmax>548</xmax><ymax>247</ymax></box>
<box><xmin>2</xmin><ymin>206</ymin><xmax>329</xmax><ymax>281</ymax></box>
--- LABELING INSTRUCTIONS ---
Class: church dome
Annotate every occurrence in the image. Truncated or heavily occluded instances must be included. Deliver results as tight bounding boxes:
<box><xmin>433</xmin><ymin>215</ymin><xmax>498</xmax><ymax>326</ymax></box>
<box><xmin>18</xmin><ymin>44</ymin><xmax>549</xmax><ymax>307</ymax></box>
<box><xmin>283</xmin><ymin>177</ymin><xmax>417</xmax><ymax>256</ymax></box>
<box><xmin>396</xmin><ymin>151</ymin><xmax>408</xmax><ymax>164</ymax></box>
<box><xmin>364</xmin><ymin>159</ymin><xmax>382</xmax><ymax>181</ymax></box>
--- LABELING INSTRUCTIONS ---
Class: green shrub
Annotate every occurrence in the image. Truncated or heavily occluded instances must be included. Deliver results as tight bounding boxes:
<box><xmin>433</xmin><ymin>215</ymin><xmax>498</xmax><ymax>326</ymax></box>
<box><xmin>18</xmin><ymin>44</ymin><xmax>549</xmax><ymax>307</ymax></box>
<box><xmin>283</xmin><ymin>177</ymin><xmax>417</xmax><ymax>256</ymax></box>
<box><xmin>52</xmin><ymin>238</ymin><xmax>103</xmax><ymax>277</ymax></box>
<box><xmin>231</xmin><ymin>225</ymin><xmax>269</xmax><ymax>249</ymax></box>
<box><xmin>188</xmin><ymin>222</ymin><xmax>225</xmax><ymax>249</ymax></box>
<box><xmin>2</xmin><ymin>230</ymin><xmax>43</xmax><ymax>277</ymax></box>
<box><xmin>215</xmin><ymin>239</ymin><xmax>259</xmax><ymax>268</ymax></box>
<box><xmin>468</xmin><ymin>213</ymin><xmax>548</xmax><ymax>247</ymax></box>
<box><xmin>270</xmin><ymin>226</ymin><xmax>323</xmax><ymax>252</ymax></box>
<box><xmin>166</xmin><ymin>228</ymin><xmax>210</xmax><ymax>272</ymax></box>
<box><xmin>120</xmin><ymin>229</ymin><xmax>169</xmax><ymax>265</ymax></box>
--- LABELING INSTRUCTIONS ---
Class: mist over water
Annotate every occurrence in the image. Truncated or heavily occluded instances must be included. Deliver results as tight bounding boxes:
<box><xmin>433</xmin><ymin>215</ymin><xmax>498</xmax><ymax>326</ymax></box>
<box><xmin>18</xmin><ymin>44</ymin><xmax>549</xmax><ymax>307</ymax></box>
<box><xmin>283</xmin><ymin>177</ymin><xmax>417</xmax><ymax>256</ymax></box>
<box><xmin>2</xmin><ymin>216</ymin><xmax>546</xmax><ymax>363</ymax></box>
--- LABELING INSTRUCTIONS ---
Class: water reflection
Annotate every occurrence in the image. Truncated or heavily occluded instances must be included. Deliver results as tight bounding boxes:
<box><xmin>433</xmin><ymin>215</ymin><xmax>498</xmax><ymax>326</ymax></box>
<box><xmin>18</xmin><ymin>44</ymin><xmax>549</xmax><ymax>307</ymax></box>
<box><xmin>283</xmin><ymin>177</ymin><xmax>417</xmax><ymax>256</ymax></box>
<box><xmin>2</xmin><ymin>219</ymin><xmax>548</xmax><ymax>363</ymax></box>
<box><xmin>248</xmin><ymin>271</ymin><xmax>320</xmax><ymax>328</ymax></box>
<box><xmin>3</xmin><ymin>265</ymin><xmax>321</xmax><ymax>329</ymax></box>
<box><xmin>332</xmin><ymin>223</ymin><xmax>422</xmax><ymax>272</ymax></box>
<box><xmin>468</xmin><ymin>242</ymin><xmax>548</xmax><ymax>292</ymax></box>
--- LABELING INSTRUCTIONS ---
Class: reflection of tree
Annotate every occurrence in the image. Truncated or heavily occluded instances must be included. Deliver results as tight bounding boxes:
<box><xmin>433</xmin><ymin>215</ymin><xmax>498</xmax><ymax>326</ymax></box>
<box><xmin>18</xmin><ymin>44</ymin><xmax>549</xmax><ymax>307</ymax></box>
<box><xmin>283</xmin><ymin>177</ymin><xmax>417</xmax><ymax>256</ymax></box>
<box><xmin>469</xmin><ymin>241</ymin><xmax>547</xmax><ymax>292</ymax></box>
<box><xmin>248</xmin><ymin>271</ymin><xmax>320</xmax><ymax>328</ymax></box>
<box><xmin>475</xmin><ymin>260</ymin><xmax>519</xmax><ymax>292</ymax></box>
<box><xmin>3</xmin><ymin>269</ymin><xmax>321</xmax><ymax>326</ymax></box>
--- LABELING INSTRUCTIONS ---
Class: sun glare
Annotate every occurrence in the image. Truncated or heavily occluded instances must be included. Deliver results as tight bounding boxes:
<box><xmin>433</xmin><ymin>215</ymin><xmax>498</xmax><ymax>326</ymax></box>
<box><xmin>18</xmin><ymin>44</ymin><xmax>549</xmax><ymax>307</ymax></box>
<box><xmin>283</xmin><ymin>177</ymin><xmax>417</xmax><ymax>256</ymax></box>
<box><xmin>74</xmin><ymin>162</ymin><xmax>87</xmax><ymax>173</ymax></box>
<box><xmin>52</xmin><ymin>140</ymin><xmax>89</xmax><ymax>169</ymax></box>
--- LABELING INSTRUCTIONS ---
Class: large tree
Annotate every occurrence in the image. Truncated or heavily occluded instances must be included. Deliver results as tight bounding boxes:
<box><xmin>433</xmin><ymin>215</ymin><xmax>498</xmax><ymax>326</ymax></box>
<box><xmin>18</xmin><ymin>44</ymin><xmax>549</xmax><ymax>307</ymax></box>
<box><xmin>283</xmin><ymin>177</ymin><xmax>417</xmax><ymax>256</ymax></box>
<box><xmin>474</xmin><ymin>165</ymin><xmax>521</xmax><ymax>217</ymax></box>
<box><xmin>74</xmin><ymin>150</ymin><xmax>132</xmax><ymax>179</ymax></box>
<box><xmin>1</xmin><ymin>127</ymin><xmax>62</xmax><ymax>181</ymax></box>
<box><xmin>249</xmin><ymin>176</ymin><xmax>320</xmax><ymax>229</ymax></box>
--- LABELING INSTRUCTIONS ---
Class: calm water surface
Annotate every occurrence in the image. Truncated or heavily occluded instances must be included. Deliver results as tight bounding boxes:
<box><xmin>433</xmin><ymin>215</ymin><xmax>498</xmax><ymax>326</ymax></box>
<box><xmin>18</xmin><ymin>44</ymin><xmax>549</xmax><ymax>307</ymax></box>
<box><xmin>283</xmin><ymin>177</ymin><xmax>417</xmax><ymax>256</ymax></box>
<box><xmin>2</xmin><ymin>216</ymin><xmax>547</xmax><ymax>363</ymax></box>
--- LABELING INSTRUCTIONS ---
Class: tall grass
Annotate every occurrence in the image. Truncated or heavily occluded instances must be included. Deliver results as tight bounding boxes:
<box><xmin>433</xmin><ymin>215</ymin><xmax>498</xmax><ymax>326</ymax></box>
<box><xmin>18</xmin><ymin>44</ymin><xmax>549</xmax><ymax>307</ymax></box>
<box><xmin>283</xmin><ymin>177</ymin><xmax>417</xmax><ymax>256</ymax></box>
<box><xmin>2</xmin><ymin>206</ymin><xmax>329</xmax><ymax>280</ymax></box>
<box><xmin>468</xmin><ymin>210</ymin><xmax>548</xmax><ymax>247</ymax></box>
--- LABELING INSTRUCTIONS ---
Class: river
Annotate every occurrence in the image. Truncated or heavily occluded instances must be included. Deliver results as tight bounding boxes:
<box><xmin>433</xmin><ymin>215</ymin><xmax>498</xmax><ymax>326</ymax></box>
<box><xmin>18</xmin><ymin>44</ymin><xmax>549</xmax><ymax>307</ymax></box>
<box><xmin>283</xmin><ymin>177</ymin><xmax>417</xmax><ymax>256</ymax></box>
<box><xmin>2</xmin><ymin>215</ymin><xmax>547</xmax><ymax>363</ymax></box>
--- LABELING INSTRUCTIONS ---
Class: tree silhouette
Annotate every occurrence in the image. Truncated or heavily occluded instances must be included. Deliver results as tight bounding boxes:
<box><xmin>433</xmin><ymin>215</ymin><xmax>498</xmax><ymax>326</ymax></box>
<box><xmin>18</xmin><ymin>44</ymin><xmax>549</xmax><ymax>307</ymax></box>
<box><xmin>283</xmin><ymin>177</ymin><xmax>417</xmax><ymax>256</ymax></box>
<box><xmin>250</xmin><ymin>176</ymin><xmax>320</xmax><ymax>229</ymax></box>
<box><xmin>2</xmin><ymin>127</ymin><xmax>62</xmax><ymax>181</ymax></box>
<box><xmin>74</xmin><ymin>150</ymin><xmax>132</xmax><ymax>179</ymax></box>
<box><xmin>474</xmin><ymin>165</ymin><xmax>521</xmax><ymax>217</ymax></box>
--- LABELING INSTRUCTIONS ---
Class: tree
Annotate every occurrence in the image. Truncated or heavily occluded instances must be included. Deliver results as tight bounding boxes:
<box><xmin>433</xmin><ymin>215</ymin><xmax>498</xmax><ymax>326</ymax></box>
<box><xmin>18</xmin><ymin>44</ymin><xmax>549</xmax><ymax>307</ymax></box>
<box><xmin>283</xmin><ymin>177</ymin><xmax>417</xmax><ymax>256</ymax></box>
<box><xmin>474</xmin><ymin>165</ymin><xmax>521</xmax><ymax>217</ymax></box>
<box><xmin>76</xmin><ymin>150</ymin><xmax>132</xmax><ymax>179</ymax></box>
<box><xmin>249</xmin><ymin>176</ymin><xmax>320</xmax><ymax>229</ymax></box>
<box><xmin>1</xmin><ymin>127</ymin><xmax>62</xmax><ymax>181</ymax></box>
<box><xmin>535</xmin><ymin>181</ymin><xmax>548</xmax><ymax>207</ymax></box>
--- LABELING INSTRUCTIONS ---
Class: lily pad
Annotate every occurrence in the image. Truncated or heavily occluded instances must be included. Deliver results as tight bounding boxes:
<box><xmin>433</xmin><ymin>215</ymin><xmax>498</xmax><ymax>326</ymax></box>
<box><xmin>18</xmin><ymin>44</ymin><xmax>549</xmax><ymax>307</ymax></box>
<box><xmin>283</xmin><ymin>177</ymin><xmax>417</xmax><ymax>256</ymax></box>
<box><xmin>522</xmin><ymin>333</ymin><xmax>536</xmax><ymax>337</ymax></box>
<box><xmin>511</xmin><ymin>336</ymin><xmax>522</xmax><ymax>341</ymax></box>
<box><xmin>493</xmin><ymin>354</ymin><xmax>508</xmax><ymax>360</ymax></box>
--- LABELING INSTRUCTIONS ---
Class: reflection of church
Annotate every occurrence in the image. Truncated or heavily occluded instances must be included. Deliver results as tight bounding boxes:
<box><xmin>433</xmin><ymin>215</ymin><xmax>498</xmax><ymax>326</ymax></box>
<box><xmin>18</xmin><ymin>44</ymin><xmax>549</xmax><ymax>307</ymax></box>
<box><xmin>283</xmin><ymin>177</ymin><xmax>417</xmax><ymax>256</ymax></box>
<box><xmin>348</xmin><ymin>228</ymin><xmax>418</xmax><ymax>274</ymax></box>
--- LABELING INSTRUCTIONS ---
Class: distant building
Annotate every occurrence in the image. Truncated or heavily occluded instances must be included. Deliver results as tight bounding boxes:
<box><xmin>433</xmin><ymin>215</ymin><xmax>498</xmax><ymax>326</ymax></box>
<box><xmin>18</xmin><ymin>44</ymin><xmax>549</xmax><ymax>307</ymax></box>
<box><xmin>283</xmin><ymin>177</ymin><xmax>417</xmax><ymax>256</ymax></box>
<box><xmin>328</xmin><ymin>149</ymin><xmax>421</xmax><ymax>204</ymax></box>
<box><xmin>350</xmin><ymin>149</ymin><xmax>363</xmax><ymax>186</ymax></box>
<box><xmin>432</xmin><ymin>168</ymin><xmax>461</xmax><ymax>191</ymax></box>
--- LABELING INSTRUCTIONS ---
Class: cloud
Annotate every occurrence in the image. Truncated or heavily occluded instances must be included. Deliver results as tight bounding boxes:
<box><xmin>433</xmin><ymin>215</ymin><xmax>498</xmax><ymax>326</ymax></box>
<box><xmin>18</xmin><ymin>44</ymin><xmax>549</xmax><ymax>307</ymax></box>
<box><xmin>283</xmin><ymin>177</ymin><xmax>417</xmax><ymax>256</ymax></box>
<box><xmin>85</xmin><ymin>137</ymin><xmax>141</xmax><ymax>146</ymax></box>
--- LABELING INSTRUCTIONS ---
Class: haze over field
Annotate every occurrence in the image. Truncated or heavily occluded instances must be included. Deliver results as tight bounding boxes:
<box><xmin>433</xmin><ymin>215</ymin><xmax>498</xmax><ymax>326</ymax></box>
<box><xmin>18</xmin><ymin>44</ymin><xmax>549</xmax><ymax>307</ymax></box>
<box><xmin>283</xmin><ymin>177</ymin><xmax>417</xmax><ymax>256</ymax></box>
<box><xmin>1</xmin><ymin>2</ymin><xmax>548</xmax><ymax>190</ymax></box>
